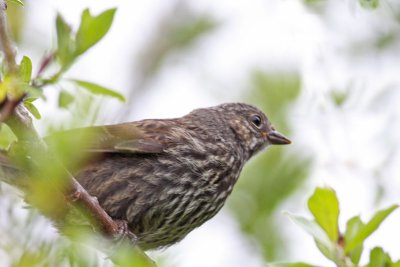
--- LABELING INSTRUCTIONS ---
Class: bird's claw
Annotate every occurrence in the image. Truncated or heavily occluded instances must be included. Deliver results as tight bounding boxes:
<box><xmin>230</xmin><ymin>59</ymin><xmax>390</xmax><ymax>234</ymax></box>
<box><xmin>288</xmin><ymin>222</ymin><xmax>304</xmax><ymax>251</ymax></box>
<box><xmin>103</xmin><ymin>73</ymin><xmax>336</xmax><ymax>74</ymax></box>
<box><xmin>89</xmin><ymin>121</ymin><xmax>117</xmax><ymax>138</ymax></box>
<box><xmin>113</xmin><ymin>219</ymin><xmax>138</xmax><ymax>245</ymax></box>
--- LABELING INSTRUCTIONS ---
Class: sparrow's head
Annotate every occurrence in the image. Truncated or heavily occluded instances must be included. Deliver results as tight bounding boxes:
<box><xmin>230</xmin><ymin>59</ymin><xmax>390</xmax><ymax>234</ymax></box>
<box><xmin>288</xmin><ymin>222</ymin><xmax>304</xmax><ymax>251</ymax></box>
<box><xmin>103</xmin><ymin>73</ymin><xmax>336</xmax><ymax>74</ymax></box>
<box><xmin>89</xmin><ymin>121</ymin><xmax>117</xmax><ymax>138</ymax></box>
<box><xmin>194</xmin><ymin>103</ymin><xmax>291</xmax><ymax>159</ymax></box>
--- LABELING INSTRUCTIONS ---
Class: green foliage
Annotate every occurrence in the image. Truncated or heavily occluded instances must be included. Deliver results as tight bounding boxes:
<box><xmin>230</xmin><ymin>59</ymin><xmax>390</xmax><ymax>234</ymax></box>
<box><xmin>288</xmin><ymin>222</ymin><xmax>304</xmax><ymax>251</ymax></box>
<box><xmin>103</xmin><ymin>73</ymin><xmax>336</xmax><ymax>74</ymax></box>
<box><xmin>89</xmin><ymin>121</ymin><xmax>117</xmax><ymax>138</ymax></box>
<box><xmin>23</xmin><ymin>98</ymin><xmax>41</xmax><ymax>119</ymax></box>
<box><xmin>75</xmin><ymin>9</ymin><xmax>116</xmax><ymax>57</ymax></box>
<box><xmin>18</xmin><ymin>56</ymin><xmax>32</xmax><ymax>83</ymax></box>
<box><xmin>286</xmin><ymin>212</ymin><xmax>338</xmax><ymax>262</ymax></box>
<box><xmin>0</xmin><ymin>7</ymin><xmax>123</xmax><ymax>120</ymax></box>
<box><xmin>0</xmin><ymin>6</ymin><xmax>142</xmax><ymax>267</ymax></box>
<box><xmin>359</xmin><ymin>0</ymin><xmax>380</xmax><ymax>9</ymax></box>
<box><xmin>267</xmin><ymin>263</ymin><xmax>321</xmax><ymax>267</ymax></box>
<box><xmin>0</xmin><ymin>124</ymin><xmax>16</xmax><ymax>149</ymax></box>
<box><xmin>58</xmin><ymin>90</ymin><xmax>75</xmax><ymax>109</ymax></box>
<box><xmin>272</xmin><ymin>187</ymin><xmax>399</xmax><ymax>267</ymax></box>
<box><xmin>71</xmin><ymin>80</ymin><xmax>125</xmax><ymax>102</ymax></box>
<box><xmin>367</xmin><ymin>247</ymin><xmax>400</xmax><ymax>267</ymax></box>
<box><xmin>345</xmin><ymin>217</ymin><xmax>364</xmax><ymax>264</ymax></box>
<box><xmin>137</xmin><ymin>5</ymin><xmax>217</xmax><ymax>81</ymax></box>
<box><xmin>6</xmin><ymin>0</ymin><xmax>23</xmax><ymax>7</ymax></box>
<box><xmin>228</xmin><ymin>71</ymin><xmax>309</xmax><ymax>260</ymax></box>
<box><xmin>344</xmin><ymin>204</ymin><xmax>398</xmax><ymax>253</ymax></box>
<box><xmin>56</xmin><ymin>13</ymin><xmax>76</xmax><ymax>70</ymax></box>
<box><xmin>56</xmin><ymin>8</ymin><xmax>116</xmax><ymax>72</ymax></box>
<box><xmin>308</xmin><ymin>187</ymin><xmax>339</xmax><ymax>242</ymax></box>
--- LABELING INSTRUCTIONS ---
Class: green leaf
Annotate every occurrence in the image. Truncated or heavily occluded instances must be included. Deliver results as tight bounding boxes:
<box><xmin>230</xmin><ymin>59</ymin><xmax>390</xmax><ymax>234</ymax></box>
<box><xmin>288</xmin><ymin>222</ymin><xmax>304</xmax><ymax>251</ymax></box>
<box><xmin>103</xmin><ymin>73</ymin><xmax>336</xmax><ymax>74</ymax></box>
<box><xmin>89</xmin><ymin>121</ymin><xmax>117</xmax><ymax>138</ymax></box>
<box><xmin>368</xmin><ymin>247</ymin><xmax>391</xmax><ymax>267</ymax></box>
<box><xmin>72</xmin><ymin>79</ymin><xmax>125</xmax><ymax>101</ymax></box>
<box><xmin>344</xmin><ymin>216</ymin><xmax>364</xmax><ymax>264</ymax></box>
<box><xmin>285</xmin><ymin>212</ymin><xmax>337</xmax><ymax>261</ymax></box>
<box><xmin>0</xmin><ymin>124</ymin><xmax>17</xmax><ymax>149</ymax></box>
<box><xmin>19</xmin><ymin>56</ymin><xmax>32</xmax><ymax>83</ymax></box>
<box><xmin>359</xmin><ymin>0</ymin><xmax>379</xmax><ymax>9</ymax></box>
<box><xmin>58</xmin><ymin>90</ymin><xmax>75</xmax><ymax>109</ymax></box>
<box><xmin>56</xmin><ymin>13</ymin><xmax>75</xmax><ymax>68</ymax></box>
<box><xmin>308</xmin><ymin>187</ymin><xmax>339</xmax><ymax>242</ymax></box>
<box><xmin>6</xmin><ymin>0</ymin><xmax>24</xmax><ymax>7</ymax></box>
<box><xmin>25</xmin><ymin>86</ymin><xmax>45</xmax><ymax>100</ymax></box>
<box><xmin>345</xmin><ymin>205</ymin><xmax>398</xmax><ymax>253</ymax></box>
<box><xmin>75</xmin><ymin>8</ymin><xmax>116</xmax><ymax>56</ymax></box>
<box><xmin>23</xmin><ymin>100</ymin><xmax>41</xmax><ymax>119</ymax></box>
<box><xmin>266</xmin><ymin>263</ymin><xmax>320</xmax><ymax>267</ymax></box>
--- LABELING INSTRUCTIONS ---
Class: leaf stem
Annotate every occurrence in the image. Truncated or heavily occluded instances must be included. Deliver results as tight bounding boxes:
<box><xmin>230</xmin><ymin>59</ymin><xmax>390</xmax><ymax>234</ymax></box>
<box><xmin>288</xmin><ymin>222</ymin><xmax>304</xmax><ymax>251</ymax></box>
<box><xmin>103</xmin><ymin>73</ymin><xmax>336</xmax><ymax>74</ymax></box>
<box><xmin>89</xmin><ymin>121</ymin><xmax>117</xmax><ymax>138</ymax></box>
<box><xmin>0</xmin><ymin>0</ymin><xmax>17</xmax><ymax>73</ymax></box>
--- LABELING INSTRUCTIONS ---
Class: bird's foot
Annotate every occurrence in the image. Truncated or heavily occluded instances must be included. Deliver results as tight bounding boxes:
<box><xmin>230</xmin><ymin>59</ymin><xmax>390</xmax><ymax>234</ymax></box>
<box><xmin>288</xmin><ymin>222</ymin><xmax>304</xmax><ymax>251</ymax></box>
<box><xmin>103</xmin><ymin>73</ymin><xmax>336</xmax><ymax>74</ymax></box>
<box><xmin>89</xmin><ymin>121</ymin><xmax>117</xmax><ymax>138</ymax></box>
<box><xmin>113</xmin><ymin>219</ymin><xmax>138</xmax><ymax>246</ymax></box>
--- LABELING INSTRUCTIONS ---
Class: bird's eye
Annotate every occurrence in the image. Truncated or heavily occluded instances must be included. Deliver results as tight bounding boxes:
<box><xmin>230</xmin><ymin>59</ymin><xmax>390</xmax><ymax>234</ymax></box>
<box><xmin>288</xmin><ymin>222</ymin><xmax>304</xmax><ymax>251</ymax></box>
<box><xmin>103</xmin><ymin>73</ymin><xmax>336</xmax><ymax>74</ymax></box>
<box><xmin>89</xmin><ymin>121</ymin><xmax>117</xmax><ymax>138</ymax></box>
<box><xmin>250</xmin><ymin>115</ymin><xmax>262</xmax><ymax>128</ymax></box>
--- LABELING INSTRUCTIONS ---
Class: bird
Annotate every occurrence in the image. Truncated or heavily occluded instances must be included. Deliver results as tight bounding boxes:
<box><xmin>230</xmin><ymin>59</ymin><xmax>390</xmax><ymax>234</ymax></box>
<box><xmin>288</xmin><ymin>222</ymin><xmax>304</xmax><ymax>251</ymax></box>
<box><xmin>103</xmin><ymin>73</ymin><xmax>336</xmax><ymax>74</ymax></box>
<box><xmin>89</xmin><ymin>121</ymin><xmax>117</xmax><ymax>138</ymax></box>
<box><xmin>1</xmin><ymin>102</ymin><xmax>291</xmax><ymax>250</ymax></box>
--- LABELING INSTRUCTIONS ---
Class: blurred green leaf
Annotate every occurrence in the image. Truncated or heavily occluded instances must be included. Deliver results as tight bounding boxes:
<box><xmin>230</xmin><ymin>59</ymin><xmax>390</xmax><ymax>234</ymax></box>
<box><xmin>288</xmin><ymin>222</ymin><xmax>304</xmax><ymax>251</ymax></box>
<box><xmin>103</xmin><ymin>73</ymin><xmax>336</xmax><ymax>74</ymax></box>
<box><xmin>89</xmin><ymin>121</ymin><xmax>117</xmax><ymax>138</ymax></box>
<box><xmin>72</xmin><ymin>79</ymin><xmax>125</xmax><ymax>101</ymax></box>
<box><xmin>75</xmin><ymin>8</ymin><xmax>116</xmax><ymax>56</ymax></box>
<box><xmin>0</xmin><ymin>124</ymin><xmax>17</xmax><ymax>149</ymax></box>
<box><xmin>25</xmin><ymin>86</ymin><xmax>45</xmax><ymax>100</ymax></box>
<box><xmin>18</xmin><ymin>56</ymin><xmax>32</xmax><ymax>83</ymax></box>
<box><xmin>228</xmin><ymin>71</ymin><xmax>307</xmax><ymax>260</ymax></box>
<box><xmin>58</xmin><ymin>90</ymin><xmax>75</xmax><ymax>109</ymax></box>
<box><xmin>23</xmin><ymin>100</ymin><xmax>41</xmax><ymax>119</ymax></box>
<box><xmin>344</xmin><ymin>216</ymin><xmax>364</xmax><ymax>264</ymax></box>
<box><xmin>56</xmin><ymin>13</ymin><xmax>75</xmax><ymax>68</ymax></box>
<box><xmin>112</xmin><ymin>244</ymin><xmax>157</xmax><ymax>267</ymax></box>
<box><xmin>267</xmin><ymin>263</ymin><xmax>320</xmax><ymax>267</ymax></box>
<box><xmin>367</xmin><ymin>247</ymin><xmax>392</xmax><ymax>267</ymax></box>
<box><xmin>286</xmin><ymin>212</ymin><xmax>337</xmax><ymax>261</ymax></box>
<box><xmin>345</xmin><ymin>205</ymin><xmax>398</xmax><ymax>253</ymax></box>
<box><xmin>249</xmin><ymin>71</ymin><xmax>301</xmax><ymax>130</ymax></box>
<box><xmin>359</xmin><ymin>0</ymin><xmax>380</xmax><ymax>9</ymax></box>
<box><xmin>6</xmin><ymin>0</ymin><xmax>24</xmax><ymax>7</ymax></box>
<box><xmin>138</xmin><ymin>6</ymin><xmax>217</xmax><ymax>80</ymax></box>
<box><xmin>330</xmin><ymin>90</ymin><xmax>349</xmax><ymax>107</ymax></box>
<box><xmin>173</xmin><ymin>17</ymin><xmax>215</xmax><ymax>49</ymax></box>
<box><xmin>6</xmin><ymin>1</ymin><xmax>25</xmax><ymax>43</ymax></box>
<box><xmin>303</xmin><ymin>0</ymin><xmax>325</xmax><ymax>4</ymax></box>
<box><xmin>308</xmin><ymin>187</ymin><xmax>339</xmax><ymax>242</ymax></box>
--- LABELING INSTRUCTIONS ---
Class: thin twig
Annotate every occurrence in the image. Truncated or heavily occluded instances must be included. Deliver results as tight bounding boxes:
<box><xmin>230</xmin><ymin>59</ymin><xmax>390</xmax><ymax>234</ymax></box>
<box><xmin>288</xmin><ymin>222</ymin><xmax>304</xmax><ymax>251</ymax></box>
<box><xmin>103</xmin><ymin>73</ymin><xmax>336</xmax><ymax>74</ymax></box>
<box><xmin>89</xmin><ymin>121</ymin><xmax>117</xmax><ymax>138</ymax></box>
<box><xmin>0</xmin><ymin>96</ymin><xmax>24</xmax><ymax>123</ymax></box>
<box><xmin>0</xmin><ymin>2</ymin><xmax>17</xmax><ymax>73</ymax></box>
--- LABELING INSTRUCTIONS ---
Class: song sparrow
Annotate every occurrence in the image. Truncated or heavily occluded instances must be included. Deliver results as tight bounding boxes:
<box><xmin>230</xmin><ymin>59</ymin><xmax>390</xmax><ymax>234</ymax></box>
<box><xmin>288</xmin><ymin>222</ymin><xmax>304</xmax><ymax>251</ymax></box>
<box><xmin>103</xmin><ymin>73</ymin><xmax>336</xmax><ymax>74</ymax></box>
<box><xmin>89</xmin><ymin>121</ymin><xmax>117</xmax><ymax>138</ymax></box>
<box><xmin>3</xmin><ymin>103</ymin><xmax>291</xmax><ymax>250</ymax></box>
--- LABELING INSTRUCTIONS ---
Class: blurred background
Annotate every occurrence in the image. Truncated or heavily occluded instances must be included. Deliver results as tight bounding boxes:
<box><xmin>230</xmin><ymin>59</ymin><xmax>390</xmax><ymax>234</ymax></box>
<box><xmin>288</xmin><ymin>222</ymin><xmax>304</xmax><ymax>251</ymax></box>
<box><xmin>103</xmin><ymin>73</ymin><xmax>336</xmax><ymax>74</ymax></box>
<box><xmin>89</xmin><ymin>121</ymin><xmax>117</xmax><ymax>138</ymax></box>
<box><xmin>1</xmin><ymin>0</ymin><xmax>400</xmax><ymax>266</ymax></box>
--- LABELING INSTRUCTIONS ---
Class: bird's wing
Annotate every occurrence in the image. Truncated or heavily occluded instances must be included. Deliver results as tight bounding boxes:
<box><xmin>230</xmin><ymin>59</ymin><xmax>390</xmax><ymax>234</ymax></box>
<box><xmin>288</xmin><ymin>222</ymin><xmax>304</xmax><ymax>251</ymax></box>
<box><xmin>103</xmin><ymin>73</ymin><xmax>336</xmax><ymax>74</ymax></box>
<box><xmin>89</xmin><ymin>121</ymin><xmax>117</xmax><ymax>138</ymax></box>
<box><xmin>46</xmin><ymin>123</ymin><xmax>165</xmax><ymax>154</ymax></box>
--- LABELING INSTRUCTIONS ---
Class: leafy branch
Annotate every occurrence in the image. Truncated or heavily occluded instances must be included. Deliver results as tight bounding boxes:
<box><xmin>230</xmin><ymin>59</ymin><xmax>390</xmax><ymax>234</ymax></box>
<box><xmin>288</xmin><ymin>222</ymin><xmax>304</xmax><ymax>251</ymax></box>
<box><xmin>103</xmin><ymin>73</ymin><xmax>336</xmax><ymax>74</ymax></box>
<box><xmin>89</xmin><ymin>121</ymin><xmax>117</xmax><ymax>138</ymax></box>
<box><xmin>269</xmin><ymin>187</ymin><xmax>399</xmax><ymax>267</ymax></box>
<box><xmin>0</xmin><ymin>2</ymin><xmax>154</xmax><ymax>266</ymax></box>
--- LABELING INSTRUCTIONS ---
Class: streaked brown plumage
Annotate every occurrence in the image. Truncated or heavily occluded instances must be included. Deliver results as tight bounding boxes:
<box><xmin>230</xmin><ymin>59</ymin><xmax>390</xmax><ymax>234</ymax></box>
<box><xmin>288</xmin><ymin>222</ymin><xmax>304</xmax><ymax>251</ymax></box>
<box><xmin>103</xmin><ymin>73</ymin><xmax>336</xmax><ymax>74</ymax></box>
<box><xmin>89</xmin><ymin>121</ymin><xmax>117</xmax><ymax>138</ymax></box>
<box><xmin>3</xmin><ymin>103</ymin><xmax>291</xmax><ymax>250</ymax></box>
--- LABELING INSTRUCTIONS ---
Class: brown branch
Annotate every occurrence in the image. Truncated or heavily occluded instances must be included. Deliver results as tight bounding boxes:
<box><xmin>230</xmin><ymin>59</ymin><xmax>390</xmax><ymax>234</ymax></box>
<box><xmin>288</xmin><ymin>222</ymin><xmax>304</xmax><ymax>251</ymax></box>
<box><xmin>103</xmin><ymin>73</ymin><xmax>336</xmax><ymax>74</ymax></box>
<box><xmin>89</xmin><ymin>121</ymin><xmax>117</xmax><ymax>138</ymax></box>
<box><xmin>0</xmin><ymin>96</ymin><xmax>24</xmax><ymax>123</ymax></box>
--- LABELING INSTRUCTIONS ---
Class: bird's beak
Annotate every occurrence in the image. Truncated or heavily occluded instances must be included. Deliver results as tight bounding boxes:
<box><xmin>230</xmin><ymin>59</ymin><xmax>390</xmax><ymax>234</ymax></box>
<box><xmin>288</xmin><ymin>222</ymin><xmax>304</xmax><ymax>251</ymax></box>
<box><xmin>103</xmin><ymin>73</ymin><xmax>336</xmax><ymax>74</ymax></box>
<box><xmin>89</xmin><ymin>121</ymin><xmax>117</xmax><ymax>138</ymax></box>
<box><xmin>265</xmin><ymin>130</ymin><xmax>291</xmax><ymax>145</ymax></box>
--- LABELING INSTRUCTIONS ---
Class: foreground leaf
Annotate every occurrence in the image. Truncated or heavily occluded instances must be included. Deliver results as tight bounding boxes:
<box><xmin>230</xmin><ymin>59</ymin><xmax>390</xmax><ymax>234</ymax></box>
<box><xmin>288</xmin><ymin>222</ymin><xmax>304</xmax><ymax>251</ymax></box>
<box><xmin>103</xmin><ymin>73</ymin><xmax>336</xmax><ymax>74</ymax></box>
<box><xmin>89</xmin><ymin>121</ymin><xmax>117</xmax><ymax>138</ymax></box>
<box><xmin>267</xmin><ymin>262</ymin><xmax>321</xmax><ymax>267</ymax></box>
<box><xmin>19</xmin><ymin>56</ymin><xmax>32</xmax><ymax>83</ymax></box>
<box><xmin>72</xmin><ymin>80</ymin><xmax>125</xmax><ymax>101</ymax></box>
<box><xmin>344</xmin><ymin>216</ymin><xmax>364</xmax><ymax>264</ymax></box>
<box><xmin>368</xmin><ymin>247</ymin><xmax>392</xmax><ymax>267</ymax></box>
<box><xmin>56</xmin><ymin>13</ymin><xmax>75</xmax><ymax>68</ymax></box>
<box><xmin>23</xmin><ymin>100</ymin><xmax>41</xmax><ymax>119</ymax></box>
<box><xmin>7</xmin><ymin>0</ymin><xmax>24</xmax><ymax>6</ymax></box>
<box><xmin>359</xmin><ymin>0</ymin><xmax>379</xmax><ymax>9</ymax></box>
<box><xmin>308</xmin><ymin>187</ymin><xmax>339</xmax><ymax>242</ymax></box>
<box><xmin>75</xmin><ymin>8</ymin><xmax>116</xmax><ymax>56</ymax></box>
<box><xmin>58</xmin><ymin>90</ymin><xmax>75</xmax><ymax>109</ymax></box>
<box><xmin>286</xmin><ymin>212</ymin><xmax>337</xmax><ymax>261</ymax></box>
<box><xmin>345</xmin><ymin>205</ymin><xmax>398</xmax><ymax>253</ymax></box>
